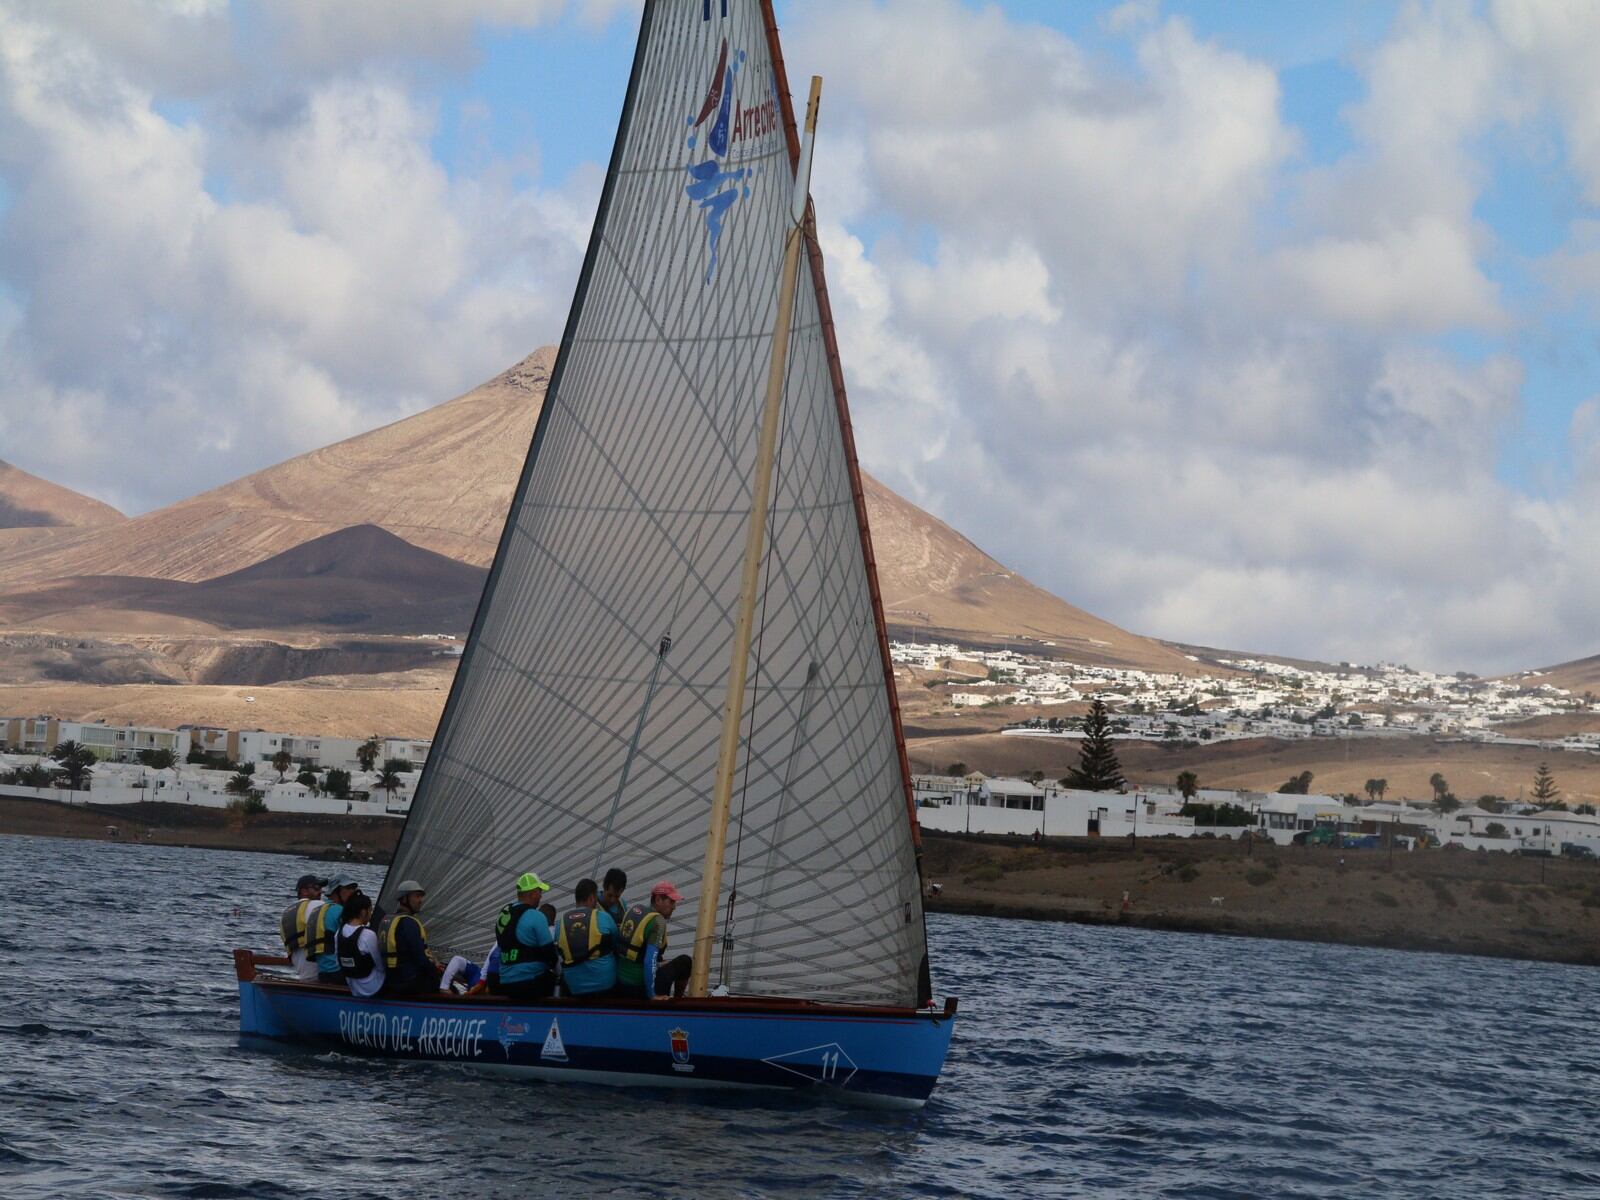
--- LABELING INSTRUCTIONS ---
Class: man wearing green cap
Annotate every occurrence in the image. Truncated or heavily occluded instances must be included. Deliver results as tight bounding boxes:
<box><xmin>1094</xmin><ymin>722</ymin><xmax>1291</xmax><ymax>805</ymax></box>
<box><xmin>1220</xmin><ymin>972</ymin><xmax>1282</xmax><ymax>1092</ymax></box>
<box><xmin>493</xmin><ymin>872</ymin><xmax>558</xmax><ymax>1001</ymax></box>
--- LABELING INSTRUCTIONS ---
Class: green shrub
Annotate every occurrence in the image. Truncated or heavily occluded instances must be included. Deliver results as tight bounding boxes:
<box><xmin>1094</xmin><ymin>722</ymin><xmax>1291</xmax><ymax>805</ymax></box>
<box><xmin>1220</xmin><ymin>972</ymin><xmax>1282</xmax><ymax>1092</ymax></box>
<box><xmin>1429</xmin><ymin>880</ymin><xmax>1457</xmax><ymax>908</ymax></box>
<box><xmin>1372</xmin><ymin>891</ymin><xmax>1400</xmax><ymax>908</ymax></box>
<box><xmin>1177</xmin><ymin>865</ymin><xmax>1200</xmax><ymax>883</ymax></box>
<box><xmin>1245</xmin><ymin>868</ymin><xmax>1275</xmax><ymax>887</ymax></box>
<box><xmin>964</xmin><ymin>864</ymin><xmax>1003</xmax><ymax>884</ymax></box>
<box><xmin>227</xmin><ymin>794</ymin><xmax>267</xmax><ymax>816</ymax></box>
<box><xmin>1477</xmin><ymin>881</ymin><xmax>1513</xmax><ymax>905</ymax></box>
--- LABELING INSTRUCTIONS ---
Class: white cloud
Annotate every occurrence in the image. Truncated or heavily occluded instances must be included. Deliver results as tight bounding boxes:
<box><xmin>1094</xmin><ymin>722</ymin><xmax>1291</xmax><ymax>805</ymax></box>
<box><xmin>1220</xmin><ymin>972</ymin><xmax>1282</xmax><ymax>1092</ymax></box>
<box><xmin>788</xmin><ymin>0</ymin><xmax>1600</xmax><ymax>673</ymax></box>
<box><xmin>0</xmin><ymin>0</ymin><xmax>594</xmax><ymax>514</ymax></box>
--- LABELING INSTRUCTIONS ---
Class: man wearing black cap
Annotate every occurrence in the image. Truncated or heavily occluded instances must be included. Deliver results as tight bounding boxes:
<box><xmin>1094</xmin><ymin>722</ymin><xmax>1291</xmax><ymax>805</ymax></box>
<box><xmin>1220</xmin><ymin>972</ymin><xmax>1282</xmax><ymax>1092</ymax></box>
<box><xmin>280</xmin><ymin>874</ymin><xmax>327</xmax><ymax>982</ymax></box>
<box><xmin>314</xmin><ymin>875</ymin><xmax>360</xmax><ymax>984</ymax></box>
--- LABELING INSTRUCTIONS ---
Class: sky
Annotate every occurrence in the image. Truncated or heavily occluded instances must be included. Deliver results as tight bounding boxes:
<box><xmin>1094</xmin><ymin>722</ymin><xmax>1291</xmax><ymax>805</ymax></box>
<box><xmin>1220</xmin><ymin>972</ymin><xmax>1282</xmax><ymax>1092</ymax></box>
<box><xmin>1</xmin><ymin>0</ymin><xmax>1599</xmax><ymax>676</ymax></box>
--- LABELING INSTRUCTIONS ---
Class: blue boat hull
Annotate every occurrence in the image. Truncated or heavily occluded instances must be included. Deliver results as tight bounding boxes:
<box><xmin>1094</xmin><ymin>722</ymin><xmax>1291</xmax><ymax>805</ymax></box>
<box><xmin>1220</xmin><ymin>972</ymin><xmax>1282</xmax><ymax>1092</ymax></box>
<box><xmin>237</xmin><ymin>960</ymin><xmax>955</xmax><ymax>1109</ymax></box>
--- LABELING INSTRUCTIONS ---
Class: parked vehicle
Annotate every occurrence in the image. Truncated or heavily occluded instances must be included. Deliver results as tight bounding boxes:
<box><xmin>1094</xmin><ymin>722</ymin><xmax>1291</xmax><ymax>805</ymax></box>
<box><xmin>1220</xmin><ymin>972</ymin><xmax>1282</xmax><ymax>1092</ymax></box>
<box><xmin>1560</xmin><ymin>843</ymin><xmax>1596</xmax><ymax>860</ymax></box>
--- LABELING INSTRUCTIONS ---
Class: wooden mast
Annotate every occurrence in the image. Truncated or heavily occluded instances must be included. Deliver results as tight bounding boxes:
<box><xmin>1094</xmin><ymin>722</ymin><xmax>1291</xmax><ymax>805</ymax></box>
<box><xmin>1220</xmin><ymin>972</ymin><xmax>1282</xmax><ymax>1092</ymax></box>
<box><xmin>688</xmin><ymin>75</ymin><xmax>823</xmax><ymax>999</ymax></box>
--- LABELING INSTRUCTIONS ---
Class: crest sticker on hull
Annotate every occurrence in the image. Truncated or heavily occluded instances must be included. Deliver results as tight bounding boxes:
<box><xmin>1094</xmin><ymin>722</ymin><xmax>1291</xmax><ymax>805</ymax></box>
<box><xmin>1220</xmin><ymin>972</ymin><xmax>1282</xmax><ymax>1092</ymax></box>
<box><xmin>669</xmin><ymin>1026</ymin><xmax>695</xmax><ymax>1073</ymax></box>
<box><xmin>541</xmin><ymin>1018</ymin><xmax>569</xmax><ymax>1062</ymax></box>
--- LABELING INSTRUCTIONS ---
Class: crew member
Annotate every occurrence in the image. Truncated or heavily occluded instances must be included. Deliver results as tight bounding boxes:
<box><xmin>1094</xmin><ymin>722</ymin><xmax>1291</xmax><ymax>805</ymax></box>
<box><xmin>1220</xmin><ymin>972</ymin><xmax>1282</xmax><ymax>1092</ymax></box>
<box><xmin>336</xmin><ymin>892</ymin><xmax>384</xmax><ymax>998</ymax></box>
<box><xmin>494</xmin><ymin>872</ymin><xmax>558</xmax><ymax>1001</ymax></box>
<box><xmin>601</xmin><ymin>868</ymin><xmax>628</xmax><ymax>926</ymax></box>
<box><xmin>279</xmin><ymin>873</ymin><xmax>327</xmax><ymax>982</ymax></box>
<box><xmin>616</xmin><ymin>881</ymin><xmax>690</xmax><ymax>1000</ymax></box>
<box><xmin>379</xmin><ymin>879</ymin><xmax>444</xmax><ymax>996</ymax></box>
<box><xmin>314</xmin><ymin>874</ymin><xmax>359</xmax><ymax>984</ymax></box>
<box><xmin>557</xmin><ymin>877</ymin><xmax>618</xmax><ymax>997</ymax></box>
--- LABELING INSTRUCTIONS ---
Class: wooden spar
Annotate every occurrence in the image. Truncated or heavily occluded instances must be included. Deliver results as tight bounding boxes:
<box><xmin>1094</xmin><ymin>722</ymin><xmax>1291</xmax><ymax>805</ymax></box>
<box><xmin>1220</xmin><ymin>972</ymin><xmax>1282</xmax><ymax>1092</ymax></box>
<box><xmin>688</xmin><ymin>75</ymin><xmax>824</xmax><ymax>999</ymax></box>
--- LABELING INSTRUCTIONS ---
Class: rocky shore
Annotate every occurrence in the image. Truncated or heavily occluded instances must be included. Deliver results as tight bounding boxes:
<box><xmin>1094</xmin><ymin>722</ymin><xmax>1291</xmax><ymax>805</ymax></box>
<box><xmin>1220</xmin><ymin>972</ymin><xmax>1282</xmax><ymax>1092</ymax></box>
<box><xmin>0</xmin><ymin>794</ymin><xmax>398</xmax><ymax>863</ymax></box>
<box><xmin>7</xmin><ymin>796</ymin><xmax>1598</xmax><ymax>968</ymax></box>
<box><xmin>922</xmin><ymin>830</ymin><xmax>1600</xmax><ymax>967</ymax></box>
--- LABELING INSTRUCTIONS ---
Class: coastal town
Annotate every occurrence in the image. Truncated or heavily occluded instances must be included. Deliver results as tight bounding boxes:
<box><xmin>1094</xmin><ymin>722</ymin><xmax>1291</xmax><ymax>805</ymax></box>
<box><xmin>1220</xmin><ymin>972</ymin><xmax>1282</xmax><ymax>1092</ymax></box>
<box><xmin>891</xmin><ymin>639</ymin><xmax>1600</xmax><ymax>753</ymax></box>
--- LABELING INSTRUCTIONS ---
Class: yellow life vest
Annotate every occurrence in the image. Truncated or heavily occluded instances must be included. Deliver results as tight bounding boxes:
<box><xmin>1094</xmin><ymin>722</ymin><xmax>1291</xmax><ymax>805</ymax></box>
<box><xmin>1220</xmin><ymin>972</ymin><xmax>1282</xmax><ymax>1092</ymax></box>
<box><xmin>279</xmin><ymin>899</ymin><xmax>317</xmax><ymax>953</ymax></box>
<box><xmin>379</xmin><ymin>912</ymin><xmax>429</xmax><ymax>969</ymax></box>
<box><xmin>305</xmin><ymin>901</ymin><xmax>336</xmax><ymax>958</ymax></box>
<box><xmin>557</xmin><ymin>906</ymin><xmax>615</xmax><ymax>967</ymax></box>
<box><xmin>617</xmin><ymin>902</ymin><xmax>664</xmax><ymax>963</ymax></box>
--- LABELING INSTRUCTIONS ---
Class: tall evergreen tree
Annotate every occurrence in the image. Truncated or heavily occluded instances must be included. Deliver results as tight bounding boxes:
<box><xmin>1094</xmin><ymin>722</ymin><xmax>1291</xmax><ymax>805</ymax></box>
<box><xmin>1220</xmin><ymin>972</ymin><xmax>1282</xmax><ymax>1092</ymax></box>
<box><xmin>1532</xmin><ymin>762</ymin><xmax>1560</xmax><ymax>806</ymax></box>
<box><xmin>1062</xmin><ymin>698</ymin><xmax>1125</xmax><ymax>791</ymax></box>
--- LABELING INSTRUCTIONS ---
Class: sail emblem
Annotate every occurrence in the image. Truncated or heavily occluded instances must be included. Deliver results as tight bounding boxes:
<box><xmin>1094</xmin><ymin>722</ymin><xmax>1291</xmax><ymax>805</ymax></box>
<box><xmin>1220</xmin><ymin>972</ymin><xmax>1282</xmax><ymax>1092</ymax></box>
<box><xmin>684</xmin><ymin>37</ymin><xmax>752</xmax><ymax>283</ymax></box>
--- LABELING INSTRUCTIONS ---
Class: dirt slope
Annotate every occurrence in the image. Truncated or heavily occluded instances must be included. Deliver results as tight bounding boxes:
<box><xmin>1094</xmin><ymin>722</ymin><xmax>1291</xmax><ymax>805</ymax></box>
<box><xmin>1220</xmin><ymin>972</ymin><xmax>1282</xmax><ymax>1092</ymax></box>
<box><xmin>0</xmin><ymin>460</ymin><xmax>124</xmax><ymax>529</ymax></box>
<box><xmin>865</xmin><ymin>475</ymin><xmax>1202</xmax><ymax>674</ymax></box>
<box><xmin>0</xmin><ymin>351</ymin><xmax>555</xmax><ymax>585</ymax></box>
<box><xmin>0</xmin><ymin>526</ymin><xmax>486</xmax><ymax>635</ymax></box>
<box><xmin>0</xmin><ymin>348</ymin><xmax>1188</xmax><ymax>672</ymax></box>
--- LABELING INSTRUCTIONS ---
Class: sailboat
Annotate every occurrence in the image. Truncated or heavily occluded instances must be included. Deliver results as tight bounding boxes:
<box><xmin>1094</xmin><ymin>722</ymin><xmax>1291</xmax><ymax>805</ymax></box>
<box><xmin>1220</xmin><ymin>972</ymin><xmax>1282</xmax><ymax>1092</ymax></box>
<box><xmin>234</xmin><ymin>0</ymin><xmax>957</xmax><ymax>1108</ymax></box>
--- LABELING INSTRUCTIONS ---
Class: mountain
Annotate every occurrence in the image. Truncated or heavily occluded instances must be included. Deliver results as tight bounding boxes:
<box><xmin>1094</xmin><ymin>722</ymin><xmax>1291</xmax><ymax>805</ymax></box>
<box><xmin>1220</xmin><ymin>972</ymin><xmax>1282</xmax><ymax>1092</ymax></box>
<box><xmin>0</xmin><ymin>350</ymin><xmax>555</xmax><ymax>587</ymax></box>
<box><xmin>0</xmin><ymin>459</ymin><xmax>124</xmax><ymax>530</ymax></box>
<box><xmin>0</xmin><ymin>525</ymin><xmax>485</xmax><ymax>635</ymax></box>
<box><xmin>0</xmin><ymin>347</ymin><xmax>1192</xmax><ymax>673</ymax></box>
<box><xmin>1510</xmin><ymin>655</ymin><xmax>1600</xmax><ymax>697</ymax></box>
<box><xmin>864</xmin><ymin>476</ymin><xmax>1201</xmax><ymax>674</ymax></box>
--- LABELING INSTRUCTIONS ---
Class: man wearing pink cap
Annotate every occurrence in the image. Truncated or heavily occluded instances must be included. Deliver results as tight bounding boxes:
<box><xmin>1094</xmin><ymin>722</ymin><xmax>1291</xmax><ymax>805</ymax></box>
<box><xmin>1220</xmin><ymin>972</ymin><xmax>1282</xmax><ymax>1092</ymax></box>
<box><xmin>615</xmin><ymin>880</ymin><xmax>692</xmax><ymax>999</ymax></box>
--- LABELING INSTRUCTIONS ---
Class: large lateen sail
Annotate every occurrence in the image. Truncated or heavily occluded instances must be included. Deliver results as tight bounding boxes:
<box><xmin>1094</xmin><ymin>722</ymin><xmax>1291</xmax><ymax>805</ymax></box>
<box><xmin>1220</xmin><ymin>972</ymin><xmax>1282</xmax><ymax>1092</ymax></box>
<box><xmin>381</xmin><ymin>0</ymin><xmax>927</xmax><ymax>1007</ymax></box>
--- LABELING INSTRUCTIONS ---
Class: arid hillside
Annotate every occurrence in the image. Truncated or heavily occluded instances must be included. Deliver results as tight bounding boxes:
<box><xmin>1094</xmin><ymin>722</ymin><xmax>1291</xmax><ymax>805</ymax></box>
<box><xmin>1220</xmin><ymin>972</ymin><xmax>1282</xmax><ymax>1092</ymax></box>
<box><xmin>0</xmin><ymin>459</ymin><xmax>124</xmax><ymax>530</ymax></box>
<box><xmin>0</xmin><ymin>348</ymin><xmax>1190</xmax><ymax>673</ymax></box>
<box><xmin>0</xmin><ymin>525</ymin><xmax>485</xmax><ymax>636</ymax></box>
<box><xmin>0</xmin><ymin>351</ymin><xmax>556</xmax><ymax>586</ymax></box>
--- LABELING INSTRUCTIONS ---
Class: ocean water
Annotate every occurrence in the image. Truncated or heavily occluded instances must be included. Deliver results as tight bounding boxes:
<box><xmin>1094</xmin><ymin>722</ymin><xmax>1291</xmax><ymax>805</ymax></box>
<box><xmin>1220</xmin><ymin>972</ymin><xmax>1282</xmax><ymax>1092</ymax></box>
<box><xmin>2</xmin><ymin>834</ymin><xmax>1599</xmax><ymax>1199</ymax></box>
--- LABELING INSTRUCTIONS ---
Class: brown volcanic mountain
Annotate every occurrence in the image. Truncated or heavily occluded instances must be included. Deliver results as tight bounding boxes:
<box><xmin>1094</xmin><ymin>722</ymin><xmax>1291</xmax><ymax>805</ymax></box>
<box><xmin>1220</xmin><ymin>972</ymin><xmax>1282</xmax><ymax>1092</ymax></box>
<box><xmin>0</xmin><ymin>459</ymin><xmax>124</xmax><ymax>530</ymax></box>
<box><xmin>0</xmin><ymin>525</ymin><xmax>485</xmax><ymax>635</ymax></box>
<box><xmin>0</xmin><ymin>350</ymin><xmax>555</xmax><ymax>586</ymax></box>
<box><xmin>0</xmin><ymin>348</ymin><xmax>1190</xmax><ymax>672</ymax></box>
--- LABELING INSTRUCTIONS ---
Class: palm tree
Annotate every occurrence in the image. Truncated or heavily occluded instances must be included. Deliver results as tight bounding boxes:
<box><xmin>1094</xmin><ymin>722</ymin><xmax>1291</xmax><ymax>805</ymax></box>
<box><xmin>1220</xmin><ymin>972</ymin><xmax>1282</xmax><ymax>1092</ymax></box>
<box><xmin>18</xmin><ymin>762</ymin><xmax>55</xmax><ymax>788</ymax></box>
<box><xmin>375</xmin><ymin>764</ymin><xmax>404</xmax><ymax>807</ymax></box>
<box><xmin>1429</xmin><ymin>772</ymin><xmax>1449</xmax><ymax>804</ymax></box>
<box><xmin>357</xmin><ymin>737</ymin><xmax>382</xmax><ymax>773</ymax></box>
<box><xmin>1176</xmin><ymin>770</ymin><xmax>1199</xmax><ymax>802</ymax></box>
<box><xmin>225</xmin><ymin>772</ymin><xmax>255</xmax><ymax>797</ymax></box>
<box><xmin>1374</xmin><ymin>778</ymin><xmax>1388</xmax><ymax>802</ymax></box>
<box><xmin>52</xmin><ymin>745</ymin><xmax>96</xmax><ymax>791</ymax></box>
<box><xmin>271</xmin><ymin>749</ymin><xmax>293</xmax><ymax>782</ymax></box>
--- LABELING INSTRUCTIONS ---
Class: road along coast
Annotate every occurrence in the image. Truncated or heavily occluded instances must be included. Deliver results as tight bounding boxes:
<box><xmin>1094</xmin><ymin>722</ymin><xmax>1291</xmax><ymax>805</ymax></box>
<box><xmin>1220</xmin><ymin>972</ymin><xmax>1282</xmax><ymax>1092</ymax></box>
<box><xmin>922</xmin><ymin>830</ymin><xmax>1600</xmax><ymax>968</ymax></box>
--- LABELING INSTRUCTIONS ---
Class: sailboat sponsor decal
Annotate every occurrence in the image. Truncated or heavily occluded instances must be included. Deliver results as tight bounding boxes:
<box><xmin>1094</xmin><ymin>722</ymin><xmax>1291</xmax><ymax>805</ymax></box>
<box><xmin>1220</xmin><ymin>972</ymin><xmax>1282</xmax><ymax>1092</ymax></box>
<box><xmin>337</xmin><ymin>1009</ymin><xmax>486</xmax><ymax>1058</ymax></box>
<box><xmin>541</xmin><ymin>1018</ymin><xmax>569</xmax><ymax>1062</ymax></box>
<box><xmin>496</xmin><ymin>1015</ymin><xmax>529</xmax><ymax>1056</ymax></box>
<box><xmin>684</xmin><ymin>30</ymin><xmax>778</xmax><ymax>284</ymax></box>
<box><xmin>668</xmin><ymin>1027</ymin><xmax>695</xmax><ymax>1073</ymax></box>
<box><xmin>762</xmin><ymin>1042</ymin><xmax>857</xmax><ymax>1087</ymax></box>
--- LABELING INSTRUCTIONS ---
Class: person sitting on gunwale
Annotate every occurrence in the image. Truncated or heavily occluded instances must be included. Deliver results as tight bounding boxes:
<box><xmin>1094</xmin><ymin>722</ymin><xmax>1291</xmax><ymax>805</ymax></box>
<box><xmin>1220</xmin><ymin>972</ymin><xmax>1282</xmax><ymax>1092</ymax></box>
<box><xmin>558</xmin><ymin>877</ymin><xmax>618</xmax><ymax>997</ymax></box>
<box><xmin>616</xmin><ymin>881</ymin><xmax>690</xmax><ymax>1000</ymax></box>
<box><xmin>336</xmin><ymin>893</ymin><xmax>385</xmax><ymax>998</ymax></box>
<box><xmin>314</xmin><ymin>874</ymin><xmax>359</xmax><ymax>984</ymax></box>
<box><xmin>493</xmin><ymin>872</ymin><xmax>558</xmax><ymax>1001</ymax></box>
<box><xmin>601</xmin><ymin>868</ymin><xmax>628</xmax><ymax>927</ymax></box>
<box><xmin>280</xmin><ymin>873</ymin><xmax>327</xmax><ymax>982</ymax></box>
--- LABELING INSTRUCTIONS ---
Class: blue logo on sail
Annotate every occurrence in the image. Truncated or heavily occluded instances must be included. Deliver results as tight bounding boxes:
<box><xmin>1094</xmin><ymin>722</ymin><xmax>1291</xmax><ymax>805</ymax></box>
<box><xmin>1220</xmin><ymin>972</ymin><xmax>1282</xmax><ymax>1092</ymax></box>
<box><xmin>685</xmin><ymin>37</ymin><xmax>752</xmax><ymax>284</ymax></box>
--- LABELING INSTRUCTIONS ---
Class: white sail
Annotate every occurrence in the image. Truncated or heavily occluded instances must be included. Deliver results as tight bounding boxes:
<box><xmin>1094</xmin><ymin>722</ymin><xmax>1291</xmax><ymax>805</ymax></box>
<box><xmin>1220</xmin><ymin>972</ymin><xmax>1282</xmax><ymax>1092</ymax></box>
<box><xmin>382</xmin><ymin>0</ymin><xmax>927</xmax><ymax>1007</ymax></box>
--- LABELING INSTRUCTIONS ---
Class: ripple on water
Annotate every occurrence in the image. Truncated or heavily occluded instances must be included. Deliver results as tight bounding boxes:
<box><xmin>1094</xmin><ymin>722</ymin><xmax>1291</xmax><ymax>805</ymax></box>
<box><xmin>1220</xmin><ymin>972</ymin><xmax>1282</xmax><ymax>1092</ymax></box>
<box><xmin>3</xmin><ymin>835</ymin><xmax>1600</xmax><ymax>1198</ymax></box>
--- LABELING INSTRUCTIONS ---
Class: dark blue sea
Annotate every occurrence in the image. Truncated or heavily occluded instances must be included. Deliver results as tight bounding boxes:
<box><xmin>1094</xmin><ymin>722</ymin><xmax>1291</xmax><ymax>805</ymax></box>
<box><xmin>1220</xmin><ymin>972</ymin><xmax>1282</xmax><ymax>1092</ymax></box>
<box><xmin>3</xmin><ymin>834</ymin><xmax>1599</xmax><ymax>1199</ymax></box>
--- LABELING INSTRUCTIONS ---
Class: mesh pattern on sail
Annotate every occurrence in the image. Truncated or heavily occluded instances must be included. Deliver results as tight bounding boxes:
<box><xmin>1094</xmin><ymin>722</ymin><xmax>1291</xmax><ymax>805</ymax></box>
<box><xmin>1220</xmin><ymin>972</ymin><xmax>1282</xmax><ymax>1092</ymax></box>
<box><xmin>382</xmin><ymin>0</ymin><xmax>926</xmax><ymax>1007</ymax></box>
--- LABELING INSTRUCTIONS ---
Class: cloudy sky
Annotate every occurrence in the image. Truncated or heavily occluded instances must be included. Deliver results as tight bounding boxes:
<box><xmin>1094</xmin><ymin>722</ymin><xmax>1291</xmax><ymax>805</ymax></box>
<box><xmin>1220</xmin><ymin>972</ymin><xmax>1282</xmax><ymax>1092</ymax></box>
<box><xmin>1</xmin><ymin>1</ymin><xmax>1598</xmax><ymax>675</ymax></box>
